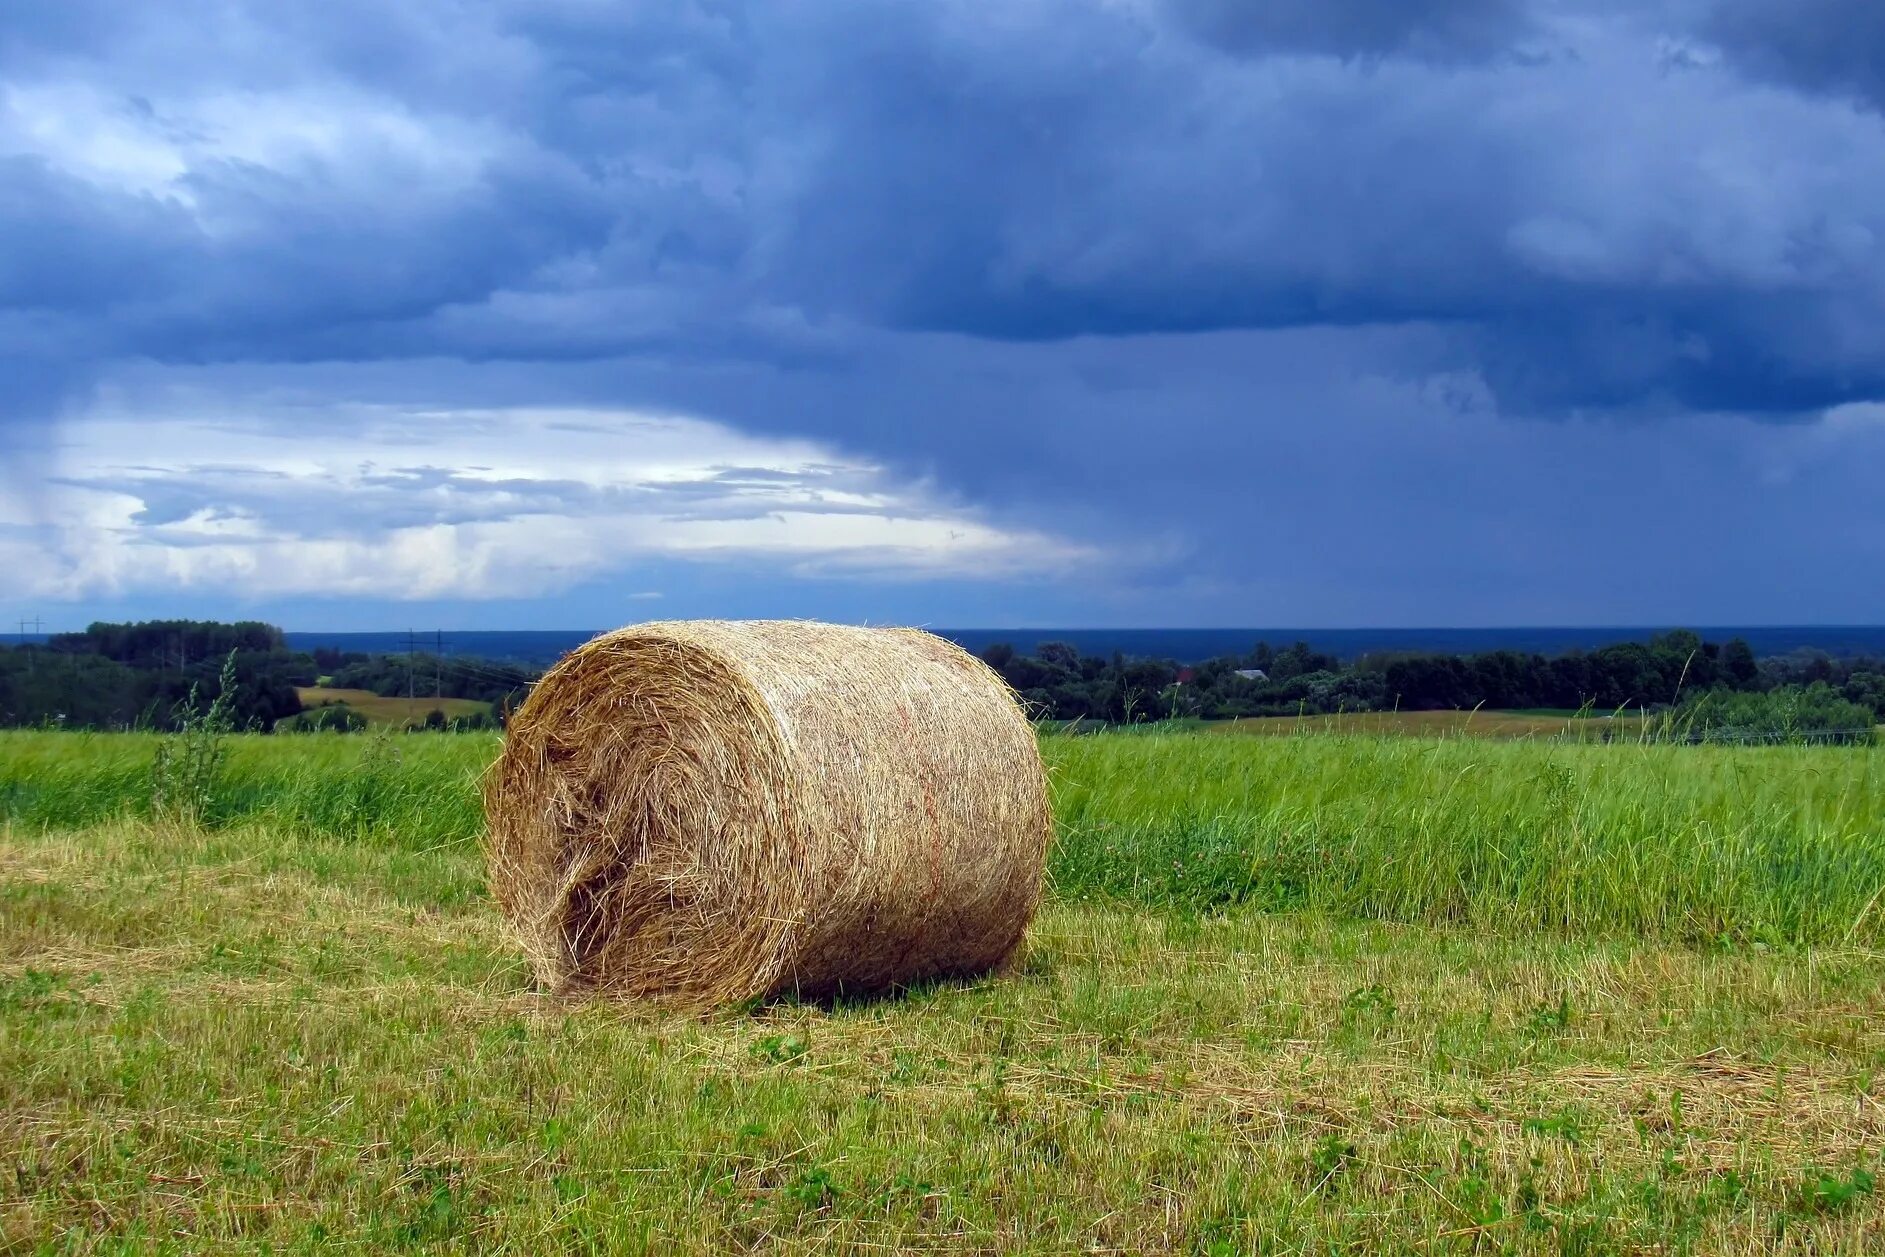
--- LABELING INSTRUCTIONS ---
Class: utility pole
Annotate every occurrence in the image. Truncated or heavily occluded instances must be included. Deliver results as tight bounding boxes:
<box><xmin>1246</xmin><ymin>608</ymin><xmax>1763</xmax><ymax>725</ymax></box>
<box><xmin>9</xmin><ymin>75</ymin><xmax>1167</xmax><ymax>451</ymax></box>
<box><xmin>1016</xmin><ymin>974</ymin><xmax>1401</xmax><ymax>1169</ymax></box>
<box><xmin>17</xmin><ymin>617</ymin><xmax>41</xmax><ymax>676</ymax></box>
<box><xmin>434</xmin><ymin>629</ymin><xmax>443</xmax><ymax>703</ymax></box>
<box><xmin>404</xmin><ymin>628</ymin><xmax>417</xmax><ymax>709</ymax></box>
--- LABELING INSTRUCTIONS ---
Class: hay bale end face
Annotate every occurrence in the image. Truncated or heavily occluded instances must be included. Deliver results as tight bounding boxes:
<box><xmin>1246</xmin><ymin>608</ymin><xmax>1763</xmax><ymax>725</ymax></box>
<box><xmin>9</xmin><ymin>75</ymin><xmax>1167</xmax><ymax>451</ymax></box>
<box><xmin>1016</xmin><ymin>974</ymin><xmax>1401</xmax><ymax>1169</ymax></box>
<box><xmin>484</xmin><ymin>620</ymin><xmax>1052</xmax><ymax>1007</ymax></box>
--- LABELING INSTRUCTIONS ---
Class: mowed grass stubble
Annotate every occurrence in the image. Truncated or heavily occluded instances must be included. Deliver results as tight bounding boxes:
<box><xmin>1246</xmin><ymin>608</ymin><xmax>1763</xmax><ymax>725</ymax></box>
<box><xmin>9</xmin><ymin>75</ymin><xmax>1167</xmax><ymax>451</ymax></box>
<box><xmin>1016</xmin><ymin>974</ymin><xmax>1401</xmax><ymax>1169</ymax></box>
<box><xmin>4</xmin><ymin>814</ymin><xmax>1883</xmax><ymax>1250</ymax></box>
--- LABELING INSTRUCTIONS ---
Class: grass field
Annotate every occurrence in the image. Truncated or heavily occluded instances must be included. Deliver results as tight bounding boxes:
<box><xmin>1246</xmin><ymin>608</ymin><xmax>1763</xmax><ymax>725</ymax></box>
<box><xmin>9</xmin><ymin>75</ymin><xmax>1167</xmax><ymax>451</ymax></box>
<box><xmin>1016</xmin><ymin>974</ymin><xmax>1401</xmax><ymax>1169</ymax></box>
<box><xmin>292</xmin><ymin>687</ymin><xmax>494</xmax><ymax>729</ymax></box>
<box><xmin>5</xmin><ymin>729</ymin><xmax>1884</xmax><ymax>1250</ymax></box>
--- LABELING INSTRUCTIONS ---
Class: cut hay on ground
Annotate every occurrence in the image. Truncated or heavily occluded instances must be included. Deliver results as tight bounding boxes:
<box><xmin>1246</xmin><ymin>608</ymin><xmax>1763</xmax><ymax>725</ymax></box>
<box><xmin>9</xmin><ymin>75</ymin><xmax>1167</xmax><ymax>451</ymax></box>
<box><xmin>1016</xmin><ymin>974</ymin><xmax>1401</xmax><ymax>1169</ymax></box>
<box><xmin>484</xmin><ymin>620</ymin><xmax>1052</xmax><ymax>1007</ymax></box>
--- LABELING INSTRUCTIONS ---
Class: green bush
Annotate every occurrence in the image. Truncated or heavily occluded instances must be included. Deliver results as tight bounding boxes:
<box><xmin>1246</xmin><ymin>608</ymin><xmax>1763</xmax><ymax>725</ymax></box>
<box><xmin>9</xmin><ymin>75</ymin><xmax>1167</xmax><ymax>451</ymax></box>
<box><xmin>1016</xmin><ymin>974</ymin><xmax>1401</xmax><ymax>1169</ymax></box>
<box><xmin>281</xmin><ymin>704</ymin><xmax>370</xmax><ymax>733</ymax></box>
<box><xmin>1657</xmin><ymin>684</ymin><xmax>1877</xmax><ymax>745</ymax></box>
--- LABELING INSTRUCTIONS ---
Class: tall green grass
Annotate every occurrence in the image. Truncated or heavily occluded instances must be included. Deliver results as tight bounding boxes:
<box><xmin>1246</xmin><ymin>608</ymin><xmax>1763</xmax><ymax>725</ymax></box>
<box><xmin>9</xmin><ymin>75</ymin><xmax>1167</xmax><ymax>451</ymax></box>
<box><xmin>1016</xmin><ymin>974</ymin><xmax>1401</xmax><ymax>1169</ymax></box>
<box><xmin>0</xmin><ymin>730</ymin><xmax>491</xmax><ymax>851</ymax></box>
<box><xmin>1050</xmin><ymin>732</ymin><xmax>1885</xmax><ymax>944</ymax></box>
<box><xmin>4</xmin><ymin>728</ymin><xmax>1882</xmax><ymax>945</ymax></box>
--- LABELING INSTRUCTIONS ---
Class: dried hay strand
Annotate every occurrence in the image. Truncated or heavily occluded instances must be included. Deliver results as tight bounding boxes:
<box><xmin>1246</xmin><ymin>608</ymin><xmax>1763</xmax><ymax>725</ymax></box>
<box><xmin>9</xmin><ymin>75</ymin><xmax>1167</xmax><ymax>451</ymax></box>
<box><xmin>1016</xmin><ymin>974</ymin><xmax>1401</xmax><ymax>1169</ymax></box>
<box><xmin>484</xmin><ymin>619</ymin><xmax>1052</xmax><ymax>1007</ymax></box>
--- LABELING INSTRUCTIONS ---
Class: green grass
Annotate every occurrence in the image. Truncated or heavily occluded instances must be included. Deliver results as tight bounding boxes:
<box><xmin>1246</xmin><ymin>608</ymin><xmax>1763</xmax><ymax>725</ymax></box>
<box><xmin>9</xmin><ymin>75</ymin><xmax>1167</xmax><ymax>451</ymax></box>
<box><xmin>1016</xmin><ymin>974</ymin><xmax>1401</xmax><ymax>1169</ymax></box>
<box><xmin>4</xmin><ymin>728</ymin><xmax>1881</xmax><ymax>946</ymax></box>
<box><xmin>1050</xmin><ymin>732</ymin><xmax>1885</xmax><ymax>946</ymax></box>
<box><xmin>5</xmin><ymin>727</ymin><xmax>1885</xmax><ymax>1249</ymax></box>
<box><xmin>5</xmin><ymin>816</ymin><xmax>1883</xmax><ymax>1251</ymax></box>
<box><xmin>0</xmin><ymin>730</ymin><xmax>491</xmax><ymax>851</ymax></box>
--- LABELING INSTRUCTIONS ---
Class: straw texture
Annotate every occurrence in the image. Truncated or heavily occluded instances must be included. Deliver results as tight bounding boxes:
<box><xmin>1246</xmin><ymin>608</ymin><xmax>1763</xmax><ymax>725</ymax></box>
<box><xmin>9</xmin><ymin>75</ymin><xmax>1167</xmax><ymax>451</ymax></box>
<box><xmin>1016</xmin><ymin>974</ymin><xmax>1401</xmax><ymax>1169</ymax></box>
<box><xmin>484</xmin><ymin>620</ymin><xmax>1052</xmax><ymax>1006</ymax></box>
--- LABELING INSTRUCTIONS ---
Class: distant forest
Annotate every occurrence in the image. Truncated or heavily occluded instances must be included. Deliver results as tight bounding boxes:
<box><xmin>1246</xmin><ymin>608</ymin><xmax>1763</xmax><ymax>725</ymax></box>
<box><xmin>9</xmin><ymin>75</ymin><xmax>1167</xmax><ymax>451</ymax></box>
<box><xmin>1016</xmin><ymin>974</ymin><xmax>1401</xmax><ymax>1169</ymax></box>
<box><xmin>1</xmin><ymin>620</ymin><xmax>1880</xmax><ymax>737</ymax></box>
<box><xmin>976</xmin><ymin>630</ymin><xmax>1883</xmax><ymax>738</ymax></box>
<box><xmin>0</xmin><ymin>621</ymin><xmax>532</xmax><ymax>732</ymax></box>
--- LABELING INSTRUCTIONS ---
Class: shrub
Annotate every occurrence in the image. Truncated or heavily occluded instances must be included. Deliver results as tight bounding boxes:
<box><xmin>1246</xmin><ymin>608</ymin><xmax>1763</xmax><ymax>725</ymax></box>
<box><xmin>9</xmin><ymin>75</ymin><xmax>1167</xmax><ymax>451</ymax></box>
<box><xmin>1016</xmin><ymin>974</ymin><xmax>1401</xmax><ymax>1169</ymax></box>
<box><xmin>1658</xmin><ymin>684</ymin><xmax>1876</xmax><ymax>745</ymax></box>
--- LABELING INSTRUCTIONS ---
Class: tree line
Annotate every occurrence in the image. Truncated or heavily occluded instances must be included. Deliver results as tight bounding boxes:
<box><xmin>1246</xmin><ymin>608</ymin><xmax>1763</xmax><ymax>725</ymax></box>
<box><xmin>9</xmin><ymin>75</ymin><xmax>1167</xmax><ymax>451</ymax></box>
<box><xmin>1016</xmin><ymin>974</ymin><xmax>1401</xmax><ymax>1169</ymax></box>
<box><xmin>321</xmin><ymin>653</ymin><xmax>534</xmax><ymax>713</ymax></box>
<box><xmin>978</xmin><ymin>630</ymin><xmax>1885</xmax><ymax>727</ymax></box>
<box><xmin>0</xmin><ymin>621</ymin><xmax>529</xmax><ymax>731</ymax></box>
<box><xmin>5</xmin><ymin>619</ymin><xmax>1882</xmax><ymax>735</ymax></box>
<box><xmin>2</xmin><ymin>621</ymin><xmax>306</xmax><ymax>730</ymax></box>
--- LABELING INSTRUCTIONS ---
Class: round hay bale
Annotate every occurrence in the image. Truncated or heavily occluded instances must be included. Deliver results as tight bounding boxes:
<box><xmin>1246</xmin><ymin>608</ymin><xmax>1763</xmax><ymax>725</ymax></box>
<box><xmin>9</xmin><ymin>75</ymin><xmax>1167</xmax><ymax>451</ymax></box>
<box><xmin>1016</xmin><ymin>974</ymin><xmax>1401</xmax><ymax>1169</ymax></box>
<box><xmin>484</xmin><ymin>619</ymin><xmax>1052</xmax><ymax>1006</ymax></box>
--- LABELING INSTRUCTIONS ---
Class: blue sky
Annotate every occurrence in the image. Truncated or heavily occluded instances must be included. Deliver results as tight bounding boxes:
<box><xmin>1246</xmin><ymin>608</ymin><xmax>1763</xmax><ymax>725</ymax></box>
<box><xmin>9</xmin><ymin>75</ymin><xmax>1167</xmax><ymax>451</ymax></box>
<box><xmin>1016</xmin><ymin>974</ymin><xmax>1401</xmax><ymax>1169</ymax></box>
<box><xmin>2</xmin><ymin>0</ymin><xmax>1883</xmax><ymax>630</ymax></box>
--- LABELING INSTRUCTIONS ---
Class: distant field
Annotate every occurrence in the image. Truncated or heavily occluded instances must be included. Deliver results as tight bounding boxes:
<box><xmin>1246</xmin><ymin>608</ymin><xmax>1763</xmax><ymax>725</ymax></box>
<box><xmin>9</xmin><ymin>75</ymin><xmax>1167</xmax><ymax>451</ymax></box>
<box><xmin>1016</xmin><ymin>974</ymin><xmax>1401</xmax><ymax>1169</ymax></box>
<box><xmin>4</xmin><ymin>727</ymin><xmax>1884</xmax><ymax>1249</ymax></box>
<box><xmin>1212</xmin><ymin>709</ymin><xmax>1647</xmax><ymax>740</ymax></box>
<box><xmin>292</xmin><ymin>685</ymin><xmax>492</xmax><ymax>728</ymax></box>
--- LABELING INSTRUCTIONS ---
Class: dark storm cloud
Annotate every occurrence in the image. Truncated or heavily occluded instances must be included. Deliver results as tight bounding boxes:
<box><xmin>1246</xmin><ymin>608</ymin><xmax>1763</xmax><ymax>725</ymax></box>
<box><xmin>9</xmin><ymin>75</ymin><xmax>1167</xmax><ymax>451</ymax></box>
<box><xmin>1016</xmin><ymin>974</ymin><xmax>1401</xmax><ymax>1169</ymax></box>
<box><xmin>755</xmin><ymin>2</ymin><xmax>1885</xmax><ymax>419</ymax></box>
<box><xmin>0</xmin><ymin>0</ymin><xmax>745</xmax><ymax>409</ymax></box>
<box><xmin>5</xmin><ymin>0</ymin><xmax>1885</xmax><ymax>625</ymax></box>
<box><xmin>0</xmin><ymin>159</ymin><xmax>191</xmax><ymax>313</ymax></box>
<box><xmin>4</xmin><ymin>0</ymin><xmax>1881</xmax><ymax>424</ymax></box>
<box><xmin>1702</xmin><ymin>0</ymin><xmax>1885</xmax><ymax>111</ymax></box>
<box><xmin>1165</xmin><ymin>0</ymin><xmax>1534</xmax><ymax>61</ymax></box>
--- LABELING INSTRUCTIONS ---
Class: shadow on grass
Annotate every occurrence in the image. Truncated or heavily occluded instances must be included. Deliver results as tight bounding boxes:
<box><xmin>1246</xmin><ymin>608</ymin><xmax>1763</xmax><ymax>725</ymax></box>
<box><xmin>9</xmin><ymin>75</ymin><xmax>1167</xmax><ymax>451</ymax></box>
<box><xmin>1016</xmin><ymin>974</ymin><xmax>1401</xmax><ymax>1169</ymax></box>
<box><xmin>757</xmin><ymin>960</ymin><xmax>1051</xmax><ymax>1016</ymax></box>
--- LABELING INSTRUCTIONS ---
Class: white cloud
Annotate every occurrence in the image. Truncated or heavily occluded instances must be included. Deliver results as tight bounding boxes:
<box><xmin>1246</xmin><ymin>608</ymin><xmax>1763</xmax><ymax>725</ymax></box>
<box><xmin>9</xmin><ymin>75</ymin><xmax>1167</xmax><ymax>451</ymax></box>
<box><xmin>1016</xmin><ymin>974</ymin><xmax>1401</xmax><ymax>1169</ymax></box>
<box><xmin>4</xmin><ymin>393</ymin><xmax>1094</xmax><ymax>600</ymax></box>
<box><xmin>0</xmin><ymin>79</ymin><xmax>500</xmax><ymax>214</ymax></box>
<box><xmin>0</xmin><ymin>83</ymin><xmax>190</xmax><ymax>199</ymax></box>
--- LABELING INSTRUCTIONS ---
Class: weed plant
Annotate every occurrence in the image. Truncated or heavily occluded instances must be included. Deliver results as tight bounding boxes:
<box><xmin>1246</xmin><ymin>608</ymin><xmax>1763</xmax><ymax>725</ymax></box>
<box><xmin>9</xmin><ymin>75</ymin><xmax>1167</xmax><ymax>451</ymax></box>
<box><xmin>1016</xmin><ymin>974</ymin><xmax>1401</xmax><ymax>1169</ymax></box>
<box><xmin>148</xmin><ymin>650</ymin><xmax>240</xmax><ymax>823</ymax></box>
